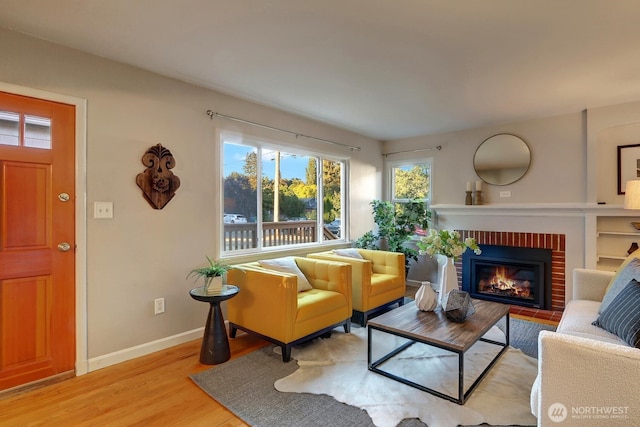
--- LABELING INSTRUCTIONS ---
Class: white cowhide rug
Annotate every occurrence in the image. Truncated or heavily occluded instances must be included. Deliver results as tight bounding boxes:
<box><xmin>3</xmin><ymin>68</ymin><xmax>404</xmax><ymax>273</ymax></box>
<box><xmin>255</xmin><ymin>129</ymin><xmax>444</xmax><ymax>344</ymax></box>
<box><xmin>274</xmin><ymin>325</ymin><xmax>538</xmax><ymax>427</ymax></box>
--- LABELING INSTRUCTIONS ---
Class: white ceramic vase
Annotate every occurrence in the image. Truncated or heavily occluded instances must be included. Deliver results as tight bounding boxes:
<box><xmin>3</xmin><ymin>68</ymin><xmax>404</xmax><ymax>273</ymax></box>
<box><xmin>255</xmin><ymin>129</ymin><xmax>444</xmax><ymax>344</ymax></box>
<box><xmin>414</xmin><ymin>282</ymin><xmax>438</xmax><ymax>311</ymax></box>
<box><xmin>437</xmin><ymin>254</ymin><xmax>459</xmax><ymax>306</ymax></box>
<box><xmin>205</xmin><ymin>276</ymin><xmax>224</xmax><ymax>294</ymax></box>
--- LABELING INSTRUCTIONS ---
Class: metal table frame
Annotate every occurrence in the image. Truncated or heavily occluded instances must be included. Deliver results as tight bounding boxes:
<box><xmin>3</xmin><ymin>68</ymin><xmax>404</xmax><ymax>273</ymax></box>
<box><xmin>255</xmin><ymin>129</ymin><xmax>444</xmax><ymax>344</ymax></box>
<box><xmin>367</xmin><ymin>312</ymin><xmax>509</xmax><ymax>405</ymax></box>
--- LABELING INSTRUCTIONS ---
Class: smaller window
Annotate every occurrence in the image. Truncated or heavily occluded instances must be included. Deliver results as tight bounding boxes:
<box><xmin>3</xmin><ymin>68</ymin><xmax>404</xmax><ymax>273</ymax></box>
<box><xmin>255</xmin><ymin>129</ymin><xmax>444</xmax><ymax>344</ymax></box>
<box><xmin>390</xmin><ymin>162</ymin><xmax>431</xmax><ymax>203</ymax></box>
<box><xmin>389</xmin><ymin>160</ymin><xmax>431</xmax><ymax>235</ymax></box>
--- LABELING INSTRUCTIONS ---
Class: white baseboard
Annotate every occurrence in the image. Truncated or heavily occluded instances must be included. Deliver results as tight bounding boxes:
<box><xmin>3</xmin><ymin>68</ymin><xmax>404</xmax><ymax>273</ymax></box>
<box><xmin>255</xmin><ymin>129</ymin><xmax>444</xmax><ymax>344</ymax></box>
<box><xmin>87</xmin><ymin>327</ymin><xmax>204</xmax><ymax>372</ymax></box>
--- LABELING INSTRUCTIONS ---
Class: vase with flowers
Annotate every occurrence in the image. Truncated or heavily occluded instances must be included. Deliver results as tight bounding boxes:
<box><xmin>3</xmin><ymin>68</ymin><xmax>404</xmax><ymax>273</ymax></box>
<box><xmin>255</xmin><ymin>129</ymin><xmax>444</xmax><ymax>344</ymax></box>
<box><xmin>416</xmin><ymin>229</ymin><xmax>482</xmax><ymax>307</ymax></box>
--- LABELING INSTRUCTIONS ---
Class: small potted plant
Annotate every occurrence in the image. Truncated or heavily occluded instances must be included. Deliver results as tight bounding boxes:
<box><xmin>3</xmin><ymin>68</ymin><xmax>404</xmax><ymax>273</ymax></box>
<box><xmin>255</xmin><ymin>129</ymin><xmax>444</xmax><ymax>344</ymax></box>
<box><xmin>187</xmin><ymin>256</ymin><xmax>230</xmax><ymax>294</ymax></box>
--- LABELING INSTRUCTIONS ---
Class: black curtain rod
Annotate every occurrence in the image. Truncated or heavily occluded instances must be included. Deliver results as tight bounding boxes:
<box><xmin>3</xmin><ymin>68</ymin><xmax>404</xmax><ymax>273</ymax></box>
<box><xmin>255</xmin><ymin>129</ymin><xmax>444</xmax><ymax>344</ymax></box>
<box><xmin>206</xmin><ymin>110</ymin><xmax>361</xmax><ymax>151</ymax></box>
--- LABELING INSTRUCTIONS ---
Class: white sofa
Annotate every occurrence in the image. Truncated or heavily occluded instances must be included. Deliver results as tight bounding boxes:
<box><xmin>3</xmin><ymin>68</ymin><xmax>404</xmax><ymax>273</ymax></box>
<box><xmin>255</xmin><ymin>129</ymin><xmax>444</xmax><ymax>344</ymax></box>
<box><xmin>530</xmin><ymin>268</ymin><xmax>640</xmax><ymax>427</ymax></box>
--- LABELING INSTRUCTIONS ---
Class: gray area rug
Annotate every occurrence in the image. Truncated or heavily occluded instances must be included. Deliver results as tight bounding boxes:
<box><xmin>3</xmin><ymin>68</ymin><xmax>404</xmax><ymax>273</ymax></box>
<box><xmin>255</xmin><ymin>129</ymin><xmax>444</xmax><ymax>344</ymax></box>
<box><xmin>498</xmin><ymin>317</ymin><xmax>556</xmax><ymax>359</ymax></box>
<box><xmin>190</xmin><ymin>318</ymin><xmax>555</xmax><ymax>427</ymax></box>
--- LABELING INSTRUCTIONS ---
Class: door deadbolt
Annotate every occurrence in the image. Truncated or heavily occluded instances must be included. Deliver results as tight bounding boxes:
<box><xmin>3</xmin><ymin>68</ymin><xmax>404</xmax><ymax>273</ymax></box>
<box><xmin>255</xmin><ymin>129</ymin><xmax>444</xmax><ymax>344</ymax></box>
<box><xmin>58</xmin><ymin>193</ymin><xmax>70</xmax><ymax>202</ymax></box>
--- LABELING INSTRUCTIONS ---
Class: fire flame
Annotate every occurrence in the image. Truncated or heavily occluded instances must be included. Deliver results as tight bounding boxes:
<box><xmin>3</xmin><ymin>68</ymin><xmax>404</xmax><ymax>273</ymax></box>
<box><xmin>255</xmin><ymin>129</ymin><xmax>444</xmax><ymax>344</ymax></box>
<box><xmin>479</xmin><ymin>266</ymin><xmax>531</xmax><ymax>298</ymax></box>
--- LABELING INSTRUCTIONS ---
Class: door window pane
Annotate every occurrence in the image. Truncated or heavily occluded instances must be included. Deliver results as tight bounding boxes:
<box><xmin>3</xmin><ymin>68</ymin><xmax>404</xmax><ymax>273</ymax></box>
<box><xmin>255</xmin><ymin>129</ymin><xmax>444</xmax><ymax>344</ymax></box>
<box><xmin>24</xmin><ymin>115</ymin><xmax>52</xmax><ymax>149</ymax></box>
<box><xmin>0</xmin><ymin>111</ymin><xmax>19</xmax><ymax>146</ymax></box>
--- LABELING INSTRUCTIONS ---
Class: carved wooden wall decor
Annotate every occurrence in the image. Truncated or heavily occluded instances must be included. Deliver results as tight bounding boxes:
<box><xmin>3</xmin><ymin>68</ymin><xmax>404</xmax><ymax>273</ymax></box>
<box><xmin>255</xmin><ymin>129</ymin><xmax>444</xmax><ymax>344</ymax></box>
<box><xmin>136</xmin><ymin>143</ymin><xmax>181</xmax><ymax>209</ymax></box>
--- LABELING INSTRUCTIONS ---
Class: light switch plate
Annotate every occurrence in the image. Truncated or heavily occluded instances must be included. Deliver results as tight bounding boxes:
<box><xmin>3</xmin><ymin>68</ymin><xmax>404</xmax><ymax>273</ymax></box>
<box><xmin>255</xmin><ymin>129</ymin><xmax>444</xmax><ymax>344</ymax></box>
<box><xmin>94</xmin><ymin>202</ymin><xmax>113</xmax><ymax>219</ymax></box>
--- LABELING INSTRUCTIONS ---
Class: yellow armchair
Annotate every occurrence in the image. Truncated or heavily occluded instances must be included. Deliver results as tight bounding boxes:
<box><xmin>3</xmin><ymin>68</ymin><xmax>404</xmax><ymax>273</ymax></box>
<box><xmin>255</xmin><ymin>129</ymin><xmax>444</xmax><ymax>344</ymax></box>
<box><xmin>307</xmin><ymin>248</ymin><xmax>405</xmax><ymax>326</ymax></box>
<box><xmin>226</xmin><ymin>257</ymin><xmax>352</xmax><ymax>362</ymax></box>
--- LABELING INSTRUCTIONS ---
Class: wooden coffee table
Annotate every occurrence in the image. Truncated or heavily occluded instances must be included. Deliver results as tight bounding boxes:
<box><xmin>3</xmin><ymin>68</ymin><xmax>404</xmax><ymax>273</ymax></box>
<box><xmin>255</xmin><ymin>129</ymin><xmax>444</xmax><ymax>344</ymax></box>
<box><xmin>367</xmin><ymin>299</ymin><xmax>509</xmax><ymax>404</ymax></box>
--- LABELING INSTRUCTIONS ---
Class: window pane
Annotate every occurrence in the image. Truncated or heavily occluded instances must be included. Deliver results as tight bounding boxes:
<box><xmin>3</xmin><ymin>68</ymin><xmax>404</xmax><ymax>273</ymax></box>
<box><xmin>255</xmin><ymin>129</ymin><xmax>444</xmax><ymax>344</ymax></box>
<box><xmin>261</xmin><ymin>149</ymin><xmax>318</xmax><ymax>247</ymax></box>
<box><xmin>322</xmin><ymin>159</ymin><xmax>342</xmax><ymax>241</ymax></box>
<box><xmin>0</xmin><ymin>111</ymin><xmax>19</xmax><ymax>146</ymax></box>
<box><xmin>392</xmin><ymin>165</ymin><xmax>430</xmax><ymax>200</ymax></box>
<box><xmin>223</xmin><ymin>143</ymin><xmax>258</xmax><ymax>251</ymax></box>
<box><xmin>24</xmin><ymin>115</ymin><xmax>51</xmax><ymax>149</ymax></box>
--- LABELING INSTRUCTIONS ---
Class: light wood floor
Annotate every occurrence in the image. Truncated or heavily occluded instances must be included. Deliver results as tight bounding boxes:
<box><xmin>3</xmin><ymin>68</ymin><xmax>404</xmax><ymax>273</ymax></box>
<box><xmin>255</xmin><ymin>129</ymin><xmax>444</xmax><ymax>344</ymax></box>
<box><xmin>0</xmin><ymin>330</ymin><xmax>269</xmax><ymax>427</ymax></box>
<box><xmin>0</xmin><ymin>287</ymin><xmax>555</xmax><ymax>426</ymax></box>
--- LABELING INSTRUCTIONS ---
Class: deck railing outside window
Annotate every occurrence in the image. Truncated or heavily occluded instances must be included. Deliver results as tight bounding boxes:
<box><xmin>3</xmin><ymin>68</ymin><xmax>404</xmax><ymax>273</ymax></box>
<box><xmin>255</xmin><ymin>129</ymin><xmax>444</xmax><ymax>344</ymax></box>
<box><xmin>224</xmin><ymin>221</ymin><xmax>338</xmax><ymax>251</ymax></box>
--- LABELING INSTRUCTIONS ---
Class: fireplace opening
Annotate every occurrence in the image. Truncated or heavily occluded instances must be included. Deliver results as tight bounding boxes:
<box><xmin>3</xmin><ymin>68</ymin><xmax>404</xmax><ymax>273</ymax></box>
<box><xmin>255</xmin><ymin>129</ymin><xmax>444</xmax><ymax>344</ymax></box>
<box><xmin>462</xmin><ymin>245</ymin><xmax>552</xmax><ymax>310</ymax></box>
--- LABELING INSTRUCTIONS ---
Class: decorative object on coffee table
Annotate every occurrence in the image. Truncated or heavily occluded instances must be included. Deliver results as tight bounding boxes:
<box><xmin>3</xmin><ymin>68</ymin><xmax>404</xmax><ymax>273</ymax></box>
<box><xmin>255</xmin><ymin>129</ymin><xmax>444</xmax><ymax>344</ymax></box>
<box><xmin>415</xmin><ymin>281</ymin><xmax>438</xmax><ymax>311</ymax></box>
<box><xmin>442</xmin><ymin>289</ymin><xmax>476</xmax><ymax>322</ymax></box>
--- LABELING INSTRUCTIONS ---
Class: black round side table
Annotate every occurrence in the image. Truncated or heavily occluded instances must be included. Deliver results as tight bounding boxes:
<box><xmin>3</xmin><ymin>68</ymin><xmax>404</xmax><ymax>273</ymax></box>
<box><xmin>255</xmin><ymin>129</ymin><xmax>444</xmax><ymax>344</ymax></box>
<box><xmin>189</xmin><ymin>284</ymin><xmax>239</xmax><ymax>365</ymax></box>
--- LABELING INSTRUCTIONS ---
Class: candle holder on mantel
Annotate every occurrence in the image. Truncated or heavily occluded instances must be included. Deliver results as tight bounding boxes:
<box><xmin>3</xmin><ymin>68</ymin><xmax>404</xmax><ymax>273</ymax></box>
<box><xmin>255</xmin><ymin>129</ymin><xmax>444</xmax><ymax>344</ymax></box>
<box><xmin>473</xmin><ymin>190</ymin><xmax>483</xmax><ymax>205</ymax></box>
<box><xmin>465</xmin><ymin>191</ymin><xmax>473</xmax><ymax>205</ymax></box>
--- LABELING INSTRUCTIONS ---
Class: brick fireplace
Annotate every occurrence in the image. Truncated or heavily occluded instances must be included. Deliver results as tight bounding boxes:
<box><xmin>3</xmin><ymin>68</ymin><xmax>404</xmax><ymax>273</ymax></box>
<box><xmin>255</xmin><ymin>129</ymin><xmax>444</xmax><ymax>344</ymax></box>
<box><xmin>456</xmin><ymin>230</ymin><xmax>566</xmax><ymax>322</ymax></box>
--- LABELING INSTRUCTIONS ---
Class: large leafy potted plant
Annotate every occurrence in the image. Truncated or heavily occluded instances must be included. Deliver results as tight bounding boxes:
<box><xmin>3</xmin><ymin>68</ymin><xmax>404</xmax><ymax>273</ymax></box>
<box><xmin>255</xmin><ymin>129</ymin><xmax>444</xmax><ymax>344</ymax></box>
<box><xmin>354</xmin><ymin>199</ymin><xmax>431</xmax><ymax>275</ymax></box>
<box><xmin>187</xmin><ymin>256</ymin><xmax>230</xmax><ymax>294</ymax></box>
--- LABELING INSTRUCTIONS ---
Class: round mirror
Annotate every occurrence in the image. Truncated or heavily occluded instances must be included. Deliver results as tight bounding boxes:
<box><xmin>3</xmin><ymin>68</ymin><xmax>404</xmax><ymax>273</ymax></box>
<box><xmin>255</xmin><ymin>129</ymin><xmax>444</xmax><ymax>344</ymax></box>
<box><xmin>473</xmin><ymin>134</ymin><xmax>531</xmax><ymax>186</ymax></box>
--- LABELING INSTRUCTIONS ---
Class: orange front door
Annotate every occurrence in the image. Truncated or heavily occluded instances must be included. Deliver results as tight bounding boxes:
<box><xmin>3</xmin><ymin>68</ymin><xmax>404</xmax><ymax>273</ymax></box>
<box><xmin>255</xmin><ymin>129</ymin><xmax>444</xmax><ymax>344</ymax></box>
<box><xmin>0</xmin><ymin>91</ymin><xmax>76</xmax><ymax>390</ymax></box>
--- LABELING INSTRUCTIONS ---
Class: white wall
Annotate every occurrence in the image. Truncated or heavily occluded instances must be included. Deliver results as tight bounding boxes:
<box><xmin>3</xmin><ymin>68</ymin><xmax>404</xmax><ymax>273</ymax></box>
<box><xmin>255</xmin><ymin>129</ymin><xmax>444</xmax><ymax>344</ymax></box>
<box><xmin>0</xmin><ymin>28</ymin><xmax>382</xmax><ymax>363</ymax></box>
<box><xmin>383</xmin><ymin>112</ymin><xmax>585</xmax><ymax>205</ymax></box>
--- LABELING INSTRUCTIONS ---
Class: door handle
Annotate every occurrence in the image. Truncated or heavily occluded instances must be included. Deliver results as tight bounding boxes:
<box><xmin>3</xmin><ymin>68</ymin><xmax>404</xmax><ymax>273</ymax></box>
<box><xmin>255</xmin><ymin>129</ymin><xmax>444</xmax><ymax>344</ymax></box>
<box><xmin>57</xmin><ymin>242</ymin><xmax>71</xmax><ymax>252</ymax></box>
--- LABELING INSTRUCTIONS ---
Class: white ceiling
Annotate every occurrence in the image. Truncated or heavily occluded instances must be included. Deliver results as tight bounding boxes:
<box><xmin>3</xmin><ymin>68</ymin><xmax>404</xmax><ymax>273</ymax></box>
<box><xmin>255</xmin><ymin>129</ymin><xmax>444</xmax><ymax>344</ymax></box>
<box><xmin>2</xmin><ymin>0</ymin><xmax>640</xmax><ymax>141</ymax></box>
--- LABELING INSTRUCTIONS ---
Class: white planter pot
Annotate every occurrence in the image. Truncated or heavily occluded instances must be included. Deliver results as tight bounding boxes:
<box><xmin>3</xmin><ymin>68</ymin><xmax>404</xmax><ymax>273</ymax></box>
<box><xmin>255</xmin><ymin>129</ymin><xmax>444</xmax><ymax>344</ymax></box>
<box><xmin>205</xmin><ymin>276</ymin><xmax>223</xmax><ymax>294</ymax></box>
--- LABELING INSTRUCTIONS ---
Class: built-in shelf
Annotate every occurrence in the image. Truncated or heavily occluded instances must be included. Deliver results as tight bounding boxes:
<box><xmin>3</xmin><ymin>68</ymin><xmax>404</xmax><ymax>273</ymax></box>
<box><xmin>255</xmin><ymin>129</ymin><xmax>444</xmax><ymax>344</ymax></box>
<box><xmin>597</xmin><ymin>254</ymin><xmax>629</xmax><ymax>261</ymax></box>
<box><xmin>597</xmin><ymin>231</ymin><xmax>640</xmax><ymax>237</ymax></box>
<box><xmin>596</xmin><ymin>214</ymin><xmax>640</xmax><ymax>270</ymax></box>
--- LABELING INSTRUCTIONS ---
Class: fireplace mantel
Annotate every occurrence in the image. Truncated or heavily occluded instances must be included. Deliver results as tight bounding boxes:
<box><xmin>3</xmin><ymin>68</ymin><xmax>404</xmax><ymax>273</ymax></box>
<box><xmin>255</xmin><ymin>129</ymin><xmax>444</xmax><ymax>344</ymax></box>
<box><xmin>432</xmin><ymin>203</ymin><xmax>640</xmax><ymax>273</ymax></box>
<box><xmin>432</xmin><ymin>203</ymin><xmax>629</xmax><ymax>216</ymax></box>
